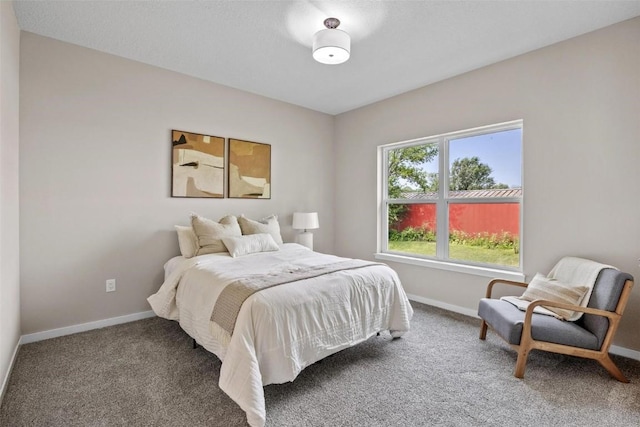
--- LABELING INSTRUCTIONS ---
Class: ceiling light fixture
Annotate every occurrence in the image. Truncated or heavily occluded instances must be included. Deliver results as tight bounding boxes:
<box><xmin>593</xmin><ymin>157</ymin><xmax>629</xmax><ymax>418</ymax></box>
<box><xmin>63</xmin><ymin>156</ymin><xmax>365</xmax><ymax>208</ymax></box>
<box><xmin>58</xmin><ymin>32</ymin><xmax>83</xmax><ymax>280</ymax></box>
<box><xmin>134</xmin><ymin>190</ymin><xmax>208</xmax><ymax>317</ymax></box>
<box><xmin>312</xmin><ymin>17</ymin><xmax>350</xmax><ymax>65</ymax></box>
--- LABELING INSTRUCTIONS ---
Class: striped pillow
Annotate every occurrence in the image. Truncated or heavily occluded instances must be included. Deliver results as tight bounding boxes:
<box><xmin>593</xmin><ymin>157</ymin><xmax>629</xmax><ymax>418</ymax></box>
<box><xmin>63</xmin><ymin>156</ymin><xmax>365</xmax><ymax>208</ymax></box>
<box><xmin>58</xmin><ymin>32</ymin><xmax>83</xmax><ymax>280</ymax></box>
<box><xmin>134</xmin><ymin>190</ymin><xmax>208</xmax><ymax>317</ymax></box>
<box><xmin>520</xmin><ymin>273</ymin><xmax>589</xmax><ymax>320</ymax></box>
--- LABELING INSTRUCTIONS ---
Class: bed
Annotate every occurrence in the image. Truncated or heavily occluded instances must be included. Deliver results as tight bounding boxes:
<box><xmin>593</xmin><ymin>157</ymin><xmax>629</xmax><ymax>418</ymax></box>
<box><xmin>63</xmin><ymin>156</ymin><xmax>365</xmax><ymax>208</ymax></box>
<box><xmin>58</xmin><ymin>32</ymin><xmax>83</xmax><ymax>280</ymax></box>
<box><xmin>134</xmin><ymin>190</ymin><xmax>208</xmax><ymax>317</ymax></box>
<box><xmin>148</xmin><ymin>215</ymin><xmax>413</xmax><ymax>427</ymax></box>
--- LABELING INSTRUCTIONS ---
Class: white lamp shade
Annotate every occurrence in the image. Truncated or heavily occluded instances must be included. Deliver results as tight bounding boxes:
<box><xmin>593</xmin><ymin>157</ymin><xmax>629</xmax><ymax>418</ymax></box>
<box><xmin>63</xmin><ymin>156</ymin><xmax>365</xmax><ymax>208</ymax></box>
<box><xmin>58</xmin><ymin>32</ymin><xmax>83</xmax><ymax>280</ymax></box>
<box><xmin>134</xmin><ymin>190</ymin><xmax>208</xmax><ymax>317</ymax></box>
<box><xmin>312</xmin><ymin>29</ymin><xmax>350</xmax><ymax>65</ymax></box>
<box><xmin>292</xmin><ymin>212</ymin><xmax>319</xmax><ymax>230</ymax></box>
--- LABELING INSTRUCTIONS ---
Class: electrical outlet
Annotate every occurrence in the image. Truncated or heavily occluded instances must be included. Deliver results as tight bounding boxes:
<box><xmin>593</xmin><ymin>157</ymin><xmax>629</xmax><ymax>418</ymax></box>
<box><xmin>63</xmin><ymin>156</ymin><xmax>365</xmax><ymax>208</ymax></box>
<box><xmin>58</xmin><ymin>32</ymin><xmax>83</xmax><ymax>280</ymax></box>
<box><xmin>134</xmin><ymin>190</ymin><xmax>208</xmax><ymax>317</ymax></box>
<box><xmin>106</xmin><ymin>279</ymin><xmax>116</xmax><ymax>293</ymax></box>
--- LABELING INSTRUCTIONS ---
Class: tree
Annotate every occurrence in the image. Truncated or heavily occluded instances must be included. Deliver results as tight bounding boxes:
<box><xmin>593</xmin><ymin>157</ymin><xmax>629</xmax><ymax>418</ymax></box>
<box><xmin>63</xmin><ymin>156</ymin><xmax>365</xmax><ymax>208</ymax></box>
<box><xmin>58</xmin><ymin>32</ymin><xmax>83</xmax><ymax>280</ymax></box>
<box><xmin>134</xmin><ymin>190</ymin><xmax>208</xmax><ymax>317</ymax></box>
<box><xmin>449</xmin><ymin>156</ymin><xmax>508</xmax><ymax>191</ymax></box>
<box><xmin>387</xmin><ymin>145</ymin><xmax>438</xmax><ymax>225</ymax></box>
<box><xmin>388</xmin><ymin>145</ymin><xmax>438</xmax><ymax>196</ymax></box>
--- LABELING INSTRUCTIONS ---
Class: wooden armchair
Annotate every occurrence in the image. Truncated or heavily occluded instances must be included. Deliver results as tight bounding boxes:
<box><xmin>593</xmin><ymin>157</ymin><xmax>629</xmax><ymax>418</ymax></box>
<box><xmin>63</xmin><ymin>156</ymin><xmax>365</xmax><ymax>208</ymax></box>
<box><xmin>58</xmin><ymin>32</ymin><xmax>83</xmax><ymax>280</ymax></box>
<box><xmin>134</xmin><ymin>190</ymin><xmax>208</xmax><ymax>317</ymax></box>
<box><xmin>478</xmin><ymin>266</ymin><xmax>634</xmax><ymax>381</ymax></box>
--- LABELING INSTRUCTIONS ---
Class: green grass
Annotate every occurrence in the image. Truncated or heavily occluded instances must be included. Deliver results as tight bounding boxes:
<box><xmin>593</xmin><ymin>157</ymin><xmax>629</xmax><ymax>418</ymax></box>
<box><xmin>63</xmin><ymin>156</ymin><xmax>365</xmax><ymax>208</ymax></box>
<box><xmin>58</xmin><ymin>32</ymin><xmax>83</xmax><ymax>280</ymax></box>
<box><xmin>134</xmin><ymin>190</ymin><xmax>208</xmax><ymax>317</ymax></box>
<box><xmin>388</xmin><ymin>241</ymin><xmax>519</xmax><ymax>267</ymax></box>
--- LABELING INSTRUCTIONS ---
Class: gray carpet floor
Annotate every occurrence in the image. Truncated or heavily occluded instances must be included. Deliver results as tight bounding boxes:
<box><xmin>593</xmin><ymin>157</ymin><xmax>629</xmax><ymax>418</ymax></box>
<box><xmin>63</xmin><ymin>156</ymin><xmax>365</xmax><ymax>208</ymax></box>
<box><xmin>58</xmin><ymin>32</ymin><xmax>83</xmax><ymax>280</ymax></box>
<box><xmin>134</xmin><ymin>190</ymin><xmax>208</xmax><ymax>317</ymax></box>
<box><xmin>1</xmin><ymin>302</ymin><xmax>639</xmax><ymax>426</ymax></box>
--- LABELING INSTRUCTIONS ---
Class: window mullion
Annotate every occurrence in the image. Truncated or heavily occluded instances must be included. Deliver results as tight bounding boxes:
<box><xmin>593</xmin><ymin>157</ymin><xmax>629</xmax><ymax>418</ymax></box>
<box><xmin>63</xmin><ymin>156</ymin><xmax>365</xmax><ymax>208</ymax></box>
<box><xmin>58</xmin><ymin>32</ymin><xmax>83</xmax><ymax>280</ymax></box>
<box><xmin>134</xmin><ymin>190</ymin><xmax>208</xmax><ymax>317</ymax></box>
<box><xmin>379</xmin><ymin>148</ymin><xmax>388</xmax><ymax>253</ymax></box>
<box><xmin>436</xmin><ymin>136</ymin><xmax>448</xmax><ymax>259</ymax></box>
<box><xmin>382</xmin><ymin>202</ymin><xmax>389</xmax><ymax>252</ymax></box>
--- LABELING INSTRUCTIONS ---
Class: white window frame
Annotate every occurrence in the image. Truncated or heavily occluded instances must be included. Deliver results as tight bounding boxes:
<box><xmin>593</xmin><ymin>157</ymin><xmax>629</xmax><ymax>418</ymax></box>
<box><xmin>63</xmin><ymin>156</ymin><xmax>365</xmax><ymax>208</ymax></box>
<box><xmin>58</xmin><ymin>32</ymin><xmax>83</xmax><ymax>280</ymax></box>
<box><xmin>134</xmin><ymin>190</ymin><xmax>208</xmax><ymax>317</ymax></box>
<box><xmin>376</xmin><ymin>120</ymin><xmax>524</xmax><ymax>281</ymax></box>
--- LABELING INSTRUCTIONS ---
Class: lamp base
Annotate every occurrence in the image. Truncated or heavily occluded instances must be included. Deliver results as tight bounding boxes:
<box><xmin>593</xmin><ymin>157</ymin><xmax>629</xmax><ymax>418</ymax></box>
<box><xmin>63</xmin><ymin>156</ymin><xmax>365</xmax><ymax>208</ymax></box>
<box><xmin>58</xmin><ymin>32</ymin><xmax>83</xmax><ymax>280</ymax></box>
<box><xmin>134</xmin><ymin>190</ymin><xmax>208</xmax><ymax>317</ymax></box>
<box><xmin>297</xmin><ymin>231</ymin><xmax>314</xmax><ymax>250</ymax></box>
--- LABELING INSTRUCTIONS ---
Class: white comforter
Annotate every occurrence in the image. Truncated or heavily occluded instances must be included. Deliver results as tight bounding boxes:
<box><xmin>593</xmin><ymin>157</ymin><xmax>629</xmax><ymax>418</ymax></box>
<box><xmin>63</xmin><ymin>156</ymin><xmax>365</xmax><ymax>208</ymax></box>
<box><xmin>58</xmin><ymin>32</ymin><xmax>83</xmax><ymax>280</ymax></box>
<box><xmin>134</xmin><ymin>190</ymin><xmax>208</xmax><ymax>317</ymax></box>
<box><xmin>148</xmin><ymin>244</ymin><xmax>413</xmax><ymax>427</ymax></box>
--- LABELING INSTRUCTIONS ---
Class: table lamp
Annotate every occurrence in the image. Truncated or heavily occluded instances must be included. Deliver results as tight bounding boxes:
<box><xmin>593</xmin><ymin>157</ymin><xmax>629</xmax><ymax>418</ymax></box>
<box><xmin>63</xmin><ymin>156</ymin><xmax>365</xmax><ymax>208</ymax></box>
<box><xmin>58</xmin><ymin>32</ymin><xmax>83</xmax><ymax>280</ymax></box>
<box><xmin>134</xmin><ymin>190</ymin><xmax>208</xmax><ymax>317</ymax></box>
<box><xmin>292</xmin><ymin>212</ymin><xmax>319</xmax><ymax>250</ymax></box>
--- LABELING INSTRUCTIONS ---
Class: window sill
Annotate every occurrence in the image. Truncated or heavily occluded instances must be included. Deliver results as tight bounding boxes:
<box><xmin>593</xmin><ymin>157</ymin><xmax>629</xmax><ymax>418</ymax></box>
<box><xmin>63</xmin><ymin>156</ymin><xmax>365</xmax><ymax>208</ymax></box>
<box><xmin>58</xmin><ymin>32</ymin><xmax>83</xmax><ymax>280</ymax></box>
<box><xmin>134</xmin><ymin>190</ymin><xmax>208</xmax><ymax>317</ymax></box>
<box><xmin>374</xmin><ymin>252</ymin><xmax>525</xmax><ymax>282</ymax></box>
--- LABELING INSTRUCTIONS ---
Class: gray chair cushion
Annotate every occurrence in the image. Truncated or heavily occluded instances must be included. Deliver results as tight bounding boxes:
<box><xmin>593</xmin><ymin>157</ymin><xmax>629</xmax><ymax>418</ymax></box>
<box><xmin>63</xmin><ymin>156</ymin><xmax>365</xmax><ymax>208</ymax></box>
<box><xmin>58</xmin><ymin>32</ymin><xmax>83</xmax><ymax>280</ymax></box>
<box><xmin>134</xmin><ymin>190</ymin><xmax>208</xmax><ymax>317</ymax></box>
<box><xmin>478</xmin><ymin>298</ymin><xmax>599</xmax><ymax>350</ymax></box>
<box><xmin>578</xmin><ymin>268</ymin><xmax>633</xmax><ymax>348</ymax></box>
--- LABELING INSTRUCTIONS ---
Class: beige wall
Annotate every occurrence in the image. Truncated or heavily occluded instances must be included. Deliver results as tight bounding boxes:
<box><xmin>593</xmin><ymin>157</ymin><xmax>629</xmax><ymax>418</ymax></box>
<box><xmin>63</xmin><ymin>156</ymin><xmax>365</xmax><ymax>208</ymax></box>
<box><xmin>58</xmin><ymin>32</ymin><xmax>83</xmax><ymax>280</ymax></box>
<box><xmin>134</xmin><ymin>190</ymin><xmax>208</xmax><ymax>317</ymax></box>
<box><xmin>334</xmin><ymin>18</ymin><xmax>640</xmax><ymax>351</ymax></box>
<box><xmin>19</xmin><ymin>33</ymin><xmax>335</xmax><ymax>334</ymax></box>
<box><xmin>15</xmin><ymin>15</ymin><xmax>640</xmax><ymax>356</ymax></box>
<box><xmin>0</xmin><ymin>1</ymin><xmax>21</xmax><ymax>397</ymax></box>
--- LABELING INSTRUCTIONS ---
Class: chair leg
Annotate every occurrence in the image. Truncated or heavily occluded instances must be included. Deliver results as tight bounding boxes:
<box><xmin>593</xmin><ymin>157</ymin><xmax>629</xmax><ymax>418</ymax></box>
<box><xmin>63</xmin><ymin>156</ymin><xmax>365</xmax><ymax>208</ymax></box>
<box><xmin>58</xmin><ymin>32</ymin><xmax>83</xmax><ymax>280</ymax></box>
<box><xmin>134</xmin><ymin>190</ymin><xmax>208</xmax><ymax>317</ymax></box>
<box><xmin>479</xmin><ymin>320</ymin><xmax>488</xmax><ymax>340</ymax></box>
<box><xmin>514</xmin><ymin>347</ymin><xmax>530</xmax><ymax>379</ymax></box>
<box><xmin>598</xmin><ymin>354</ymin><xmax>629</xmax><ymax>383</ymax></box>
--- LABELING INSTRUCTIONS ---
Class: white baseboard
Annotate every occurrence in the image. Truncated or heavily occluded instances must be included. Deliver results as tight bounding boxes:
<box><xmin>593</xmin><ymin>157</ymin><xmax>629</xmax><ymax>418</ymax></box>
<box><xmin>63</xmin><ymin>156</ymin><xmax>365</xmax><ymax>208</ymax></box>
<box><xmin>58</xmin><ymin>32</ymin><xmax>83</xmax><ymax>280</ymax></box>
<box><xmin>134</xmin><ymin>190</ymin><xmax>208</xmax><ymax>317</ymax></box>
<box><xmin>610</xmin><ymin>345</ymin><xmax>640</xmax><ymax>361</ymax></box>
<box><xmin>12</xmin><ymin>300</ymin><xmax>640</xmax><ymax>363</ymax></box>
<box><xmin>407</xmin><ymin>293</ymin><xmax>480</xmax><ymax>318</ymax></box>
<box><xmin>21</xmin><ymin>310</ymin><xmax>156</xmax><ymax>344</ymax></box>
<box><xmin>406</xmin><ymin>294</ymin><xmax>640</xmax><ymax>362</ymax></box>
<box><xmin>1</xmin><ymin>337</ymin><xmax>22</xmax><ymax>405</ymax></box>
<box><xmin>2</xmin><ymin>311</ymin><xmax>156</xmax><ymax>404</ymax></box>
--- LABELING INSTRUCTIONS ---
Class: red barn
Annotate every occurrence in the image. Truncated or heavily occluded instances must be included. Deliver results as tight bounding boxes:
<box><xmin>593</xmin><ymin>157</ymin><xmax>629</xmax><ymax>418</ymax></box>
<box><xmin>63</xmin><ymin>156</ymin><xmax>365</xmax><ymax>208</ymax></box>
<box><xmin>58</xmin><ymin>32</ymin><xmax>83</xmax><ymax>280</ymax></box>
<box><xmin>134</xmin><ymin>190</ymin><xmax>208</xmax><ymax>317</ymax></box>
<box><xmin>394</xmin><ymin>188</ymin><xmax>521</xmax><ymax>236</ymax></box>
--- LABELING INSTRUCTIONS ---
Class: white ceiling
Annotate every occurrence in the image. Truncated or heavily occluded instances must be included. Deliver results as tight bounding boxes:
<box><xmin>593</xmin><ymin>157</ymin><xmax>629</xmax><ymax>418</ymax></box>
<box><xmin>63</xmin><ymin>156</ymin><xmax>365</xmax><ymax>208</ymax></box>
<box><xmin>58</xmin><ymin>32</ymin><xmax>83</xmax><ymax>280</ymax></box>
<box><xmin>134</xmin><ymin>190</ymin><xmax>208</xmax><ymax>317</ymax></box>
<box><xmin>12</xmin><ymin>0</ymin><xmax>640</xmax><ymax>115</ymax></box>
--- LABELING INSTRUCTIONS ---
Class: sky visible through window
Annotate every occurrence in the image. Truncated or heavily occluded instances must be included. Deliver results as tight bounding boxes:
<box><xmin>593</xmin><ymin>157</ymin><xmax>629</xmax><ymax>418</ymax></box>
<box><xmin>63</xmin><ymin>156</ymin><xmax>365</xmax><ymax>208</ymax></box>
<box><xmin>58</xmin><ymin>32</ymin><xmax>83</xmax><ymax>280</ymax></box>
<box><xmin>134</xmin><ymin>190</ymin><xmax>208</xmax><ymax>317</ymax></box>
<box><xmin>450</xmin><ymin>128</ymin><xmax>522</xmax><ymax>188</ymax></box>
<box><xmin>416</xmin><ymin>128</ymin><xmax>522</xmax><ymax>189</ymax></box>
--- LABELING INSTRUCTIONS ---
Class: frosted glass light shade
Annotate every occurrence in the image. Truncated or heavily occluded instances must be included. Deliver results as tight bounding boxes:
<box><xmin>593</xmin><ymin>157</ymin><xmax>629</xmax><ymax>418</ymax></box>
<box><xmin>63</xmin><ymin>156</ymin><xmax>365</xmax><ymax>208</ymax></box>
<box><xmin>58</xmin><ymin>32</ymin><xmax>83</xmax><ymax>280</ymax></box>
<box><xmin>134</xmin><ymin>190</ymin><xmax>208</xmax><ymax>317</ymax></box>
<box><xmin>312</xmin><ymin>29</ymin><xmax>350</xmax><ymax>65</ymax></box>
<box><xmin>292</xmin><ymin>212</ymin><xmax>319</xmax><ymax>230</ymax></box>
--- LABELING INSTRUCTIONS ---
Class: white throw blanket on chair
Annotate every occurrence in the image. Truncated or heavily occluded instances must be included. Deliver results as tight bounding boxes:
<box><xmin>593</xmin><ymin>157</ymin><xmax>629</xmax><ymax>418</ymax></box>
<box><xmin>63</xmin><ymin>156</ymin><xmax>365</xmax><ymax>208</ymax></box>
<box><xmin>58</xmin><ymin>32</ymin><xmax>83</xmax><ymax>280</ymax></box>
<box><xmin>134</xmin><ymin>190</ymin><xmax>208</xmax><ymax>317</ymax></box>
<box><xmin>547</xmin><ymin>256</ymin><xmax>616</xmax><ymax>321</ymax></box>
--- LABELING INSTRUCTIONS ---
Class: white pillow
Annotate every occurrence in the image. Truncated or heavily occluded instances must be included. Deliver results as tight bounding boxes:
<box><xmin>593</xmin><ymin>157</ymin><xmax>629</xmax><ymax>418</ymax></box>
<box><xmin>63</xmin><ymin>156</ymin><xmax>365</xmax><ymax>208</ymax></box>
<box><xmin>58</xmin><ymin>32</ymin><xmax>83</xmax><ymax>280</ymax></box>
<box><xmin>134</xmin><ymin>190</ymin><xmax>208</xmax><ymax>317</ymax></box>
<box><xmin>238</xmin><ymin>214</ymin><xmax>283</xmax><ymax>245</ymax></box>
<box><xmin>174</xmin><ymin>225</ymin><xmax>198</xmax><ymax>258</ymax></box>
<box><xmin>191</xmin><ymin>214</ymin><xmax>241</xmax><ymax>255</ymax></box>
<box><xmin>520</xmin><ymin>273</ymin><xmax>589</xmax><ymax>321</ymax></box>
<box><xmin>221</xmin><ymin>233</ymin><xmax>280</xmax><ymax>258</ymax></box>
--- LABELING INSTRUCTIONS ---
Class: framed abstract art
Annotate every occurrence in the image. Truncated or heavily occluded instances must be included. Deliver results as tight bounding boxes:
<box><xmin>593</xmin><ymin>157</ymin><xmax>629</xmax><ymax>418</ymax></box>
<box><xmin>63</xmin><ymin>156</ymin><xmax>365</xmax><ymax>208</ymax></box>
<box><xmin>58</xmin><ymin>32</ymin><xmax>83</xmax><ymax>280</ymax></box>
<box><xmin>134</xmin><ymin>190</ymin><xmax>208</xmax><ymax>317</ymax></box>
<box><xmin>171</xmin><ymin>130</ymin><xmax>225</xmax><ymax>198</ymax></box>
<box><xmin>228</xmin><ymin>138</ymin><xmax>271</xmax><ymax>199</ymax></box>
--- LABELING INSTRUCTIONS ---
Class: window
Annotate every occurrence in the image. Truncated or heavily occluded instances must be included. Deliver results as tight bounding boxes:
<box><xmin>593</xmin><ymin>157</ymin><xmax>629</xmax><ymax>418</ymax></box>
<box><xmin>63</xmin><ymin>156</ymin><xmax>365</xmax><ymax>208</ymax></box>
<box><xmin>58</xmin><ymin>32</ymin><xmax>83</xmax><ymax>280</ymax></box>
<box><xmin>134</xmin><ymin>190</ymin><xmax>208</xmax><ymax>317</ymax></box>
<box><xmin>378</xmin><ymin>121</ymin><xmax>522</xmax><ymax>273</ymax></box>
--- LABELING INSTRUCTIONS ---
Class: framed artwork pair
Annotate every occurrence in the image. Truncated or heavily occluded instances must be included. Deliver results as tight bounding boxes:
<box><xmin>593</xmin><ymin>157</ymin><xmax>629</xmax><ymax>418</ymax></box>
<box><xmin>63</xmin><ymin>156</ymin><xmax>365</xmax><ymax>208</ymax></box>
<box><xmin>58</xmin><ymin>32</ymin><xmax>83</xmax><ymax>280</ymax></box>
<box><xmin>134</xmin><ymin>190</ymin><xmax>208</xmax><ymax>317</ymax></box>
<box><xmin>171</xmin><ymin>130</ymin><xmax>271</xmax><ymax>199</ymax></box>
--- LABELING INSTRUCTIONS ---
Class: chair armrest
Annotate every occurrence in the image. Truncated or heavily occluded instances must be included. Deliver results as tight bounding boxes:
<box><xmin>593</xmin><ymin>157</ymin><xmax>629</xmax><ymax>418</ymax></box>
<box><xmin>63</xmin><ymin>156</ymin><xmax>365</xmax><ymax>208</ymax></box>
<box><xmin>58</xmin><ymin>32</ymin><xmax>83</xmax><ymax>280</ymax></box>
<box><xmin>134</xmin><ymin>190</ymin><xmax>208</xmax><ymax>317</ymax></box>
<box><xmin>525</xmin><ymin>299</ymin><xmax>619</xmax><ymax>321</ymax></box>
<box><xmin>486</xmin><ymin>278</ymin><xmax>528</xmax><ymax>299</ymax></box>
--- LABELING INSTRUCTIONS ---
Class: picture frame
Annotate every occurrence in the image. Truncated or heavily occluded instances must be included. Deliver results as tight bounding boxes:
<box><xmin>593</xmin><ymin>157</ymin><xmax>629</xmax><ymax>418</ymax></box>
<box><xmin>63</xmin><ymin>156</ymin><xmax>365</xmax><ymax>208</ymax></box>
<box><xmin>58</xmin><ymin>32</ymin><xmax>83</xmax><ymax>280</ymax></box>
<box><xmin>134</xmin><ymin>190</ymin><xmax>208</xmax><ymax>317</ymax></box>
<box><xmin>228</xmin><ymin>138</ymin><xmax>271</xmax><ymax>199</ymax></box>
<box><xmin>171</xmin><ymin>130</ymin><xmax>225</xmax><ymax>198</ymax></box>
